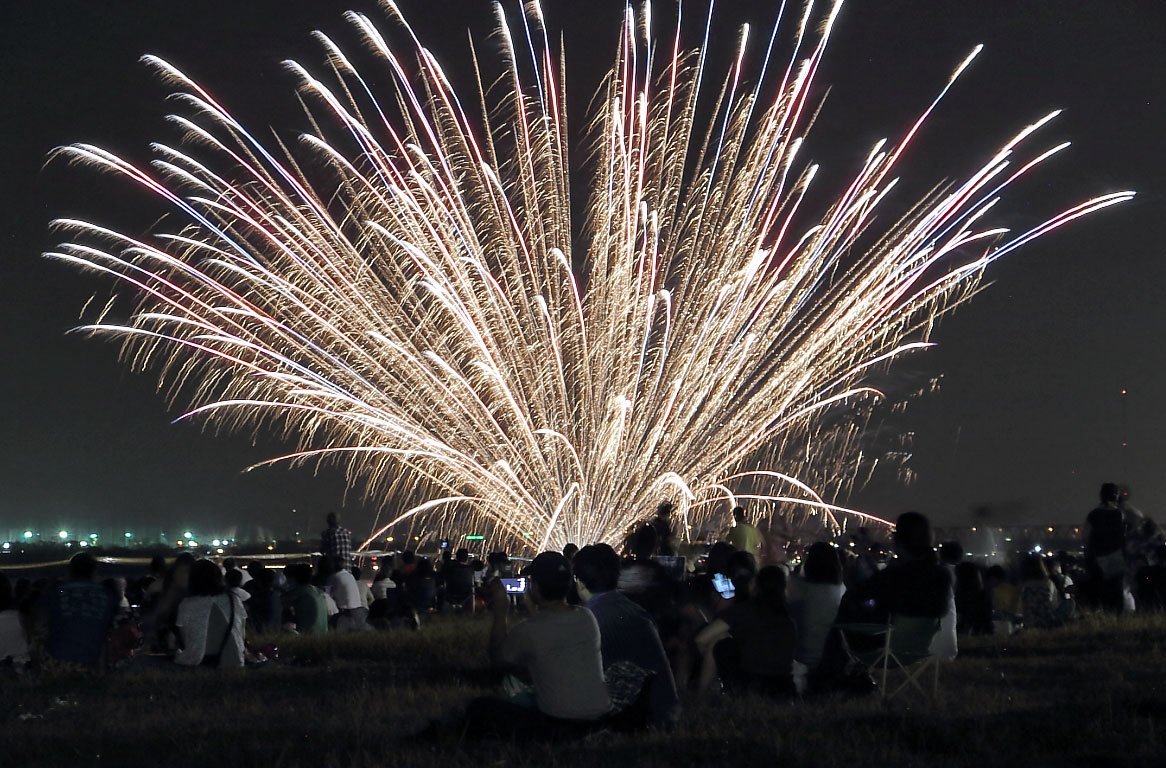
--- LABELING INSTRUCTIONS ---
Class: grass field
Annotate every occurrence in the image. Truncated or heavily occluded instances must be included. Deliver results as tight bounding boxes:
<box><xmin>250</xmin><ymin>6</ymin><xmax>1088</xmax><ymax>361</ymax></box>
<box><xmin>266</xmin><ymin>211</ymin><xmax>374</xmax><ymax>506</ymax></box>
<box><xmin>3</xmin><ymin>612</ymin><xmax>1164</xmax><ymax>767</ymax></box>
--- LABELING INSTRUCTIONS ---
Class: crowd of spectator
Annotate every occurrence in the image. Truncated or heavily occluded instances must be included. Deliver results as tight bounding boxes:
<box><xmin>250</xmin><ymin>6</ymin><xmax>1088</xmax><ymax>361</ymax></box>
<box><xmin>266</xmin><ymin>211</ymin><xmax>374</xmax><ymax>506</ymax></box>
<box><xmin>3</xmin><ymin>489</ymin><xmax>1166</xmax><ymax>740</ymax></box>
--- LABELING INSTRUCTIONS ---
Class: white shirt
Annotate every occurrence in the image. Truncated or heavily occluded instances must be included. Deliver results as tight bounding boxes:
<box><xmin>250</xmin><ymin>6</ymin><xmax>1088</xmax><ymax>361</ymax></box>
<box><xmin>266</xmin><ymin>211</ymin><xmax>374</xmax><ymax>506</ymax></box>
<box><xmin>499</xmin><ymin>606</ymin><xmax>612</xmax><ymax>720</ymax></box>
<box><xmin>328</xmin><ymin>570</ymin><xmax>363</xmax><ymax>611</ymax></box>
<box><xmin>175</xmin><ymin>594</ymin><xmax>245</xmax><ymax>667</ymax></box>
<box><xmin>370</xmin><ymin>579</ymin><xmax>396</xmax><ymax>601</ymax></box>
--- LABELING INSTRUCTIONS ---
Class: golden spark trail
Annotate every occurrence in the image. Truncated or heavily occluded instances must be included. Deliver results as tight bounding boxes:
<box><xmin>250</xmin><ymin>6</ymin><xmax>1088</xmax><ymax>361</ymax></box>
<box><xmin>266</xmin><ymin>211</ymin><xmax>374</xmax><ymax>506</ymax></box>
<box><xmin>47</xmin><ymin>1</ymin><xmax>1132</xmax><ymax>551</ymax></box>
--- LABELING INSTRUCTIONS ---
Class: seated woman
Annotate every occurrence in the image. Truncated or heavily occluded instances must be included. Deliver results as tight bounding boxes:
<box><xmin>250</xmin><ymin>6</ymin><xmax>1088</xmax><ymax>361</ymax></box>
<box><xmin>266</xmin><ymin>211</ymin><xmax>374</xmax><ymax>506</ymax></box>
<box><xmin>175</xmin><ymin>559</ymin><xmax>245</xmax><ymax>668</ymax></box>
<box><xmin>1019</xmin><ymin>554</ymin><xmax>1075</xmax><ymax>630</ymax></box>
<box><xmin>695</xmin><ymin>565</ymin><xmax>796</xmax><ymax>696</ymax></box>
<box><xmin>788</xmin><ymin>542</ymin><xmax>846</xmax><ymax>687</ymax></box>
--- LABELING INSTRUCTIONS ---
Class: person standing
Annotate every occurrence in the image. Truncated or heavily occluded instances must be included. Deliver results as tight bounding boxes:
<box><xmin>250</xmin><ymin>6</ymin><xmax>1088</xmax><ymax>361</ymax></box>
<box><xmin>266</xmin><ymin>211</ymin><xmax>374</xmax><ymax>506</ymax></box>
<box><xmin>650</xmin><ymin>501</ymin><xmax>677</xmax><ymax>557</ymax></box>
<box><xmin>1086</xmin><ymin>482</ymin><xmax>1126</xmax><ymax>612</ymax></box>
<box><xmin>724</xmin><ymin>506</ymin><xmax>763</xmax><ymax>560</ymax></box>
<box><xmin>320</xmin><ymin>512</ymin><xmax>352</xmax><ymax>567</ymax></box>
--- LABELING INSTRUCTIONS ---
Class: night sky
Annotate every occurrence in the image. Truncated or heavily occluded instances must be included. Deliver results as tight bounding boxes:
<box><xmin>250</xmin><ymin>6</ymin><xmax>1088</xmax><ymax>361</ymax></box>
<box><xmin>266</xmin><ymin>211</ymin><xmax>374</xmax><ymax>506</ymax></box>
<box><xmin>2</xmin><ymin>0</ymin><xmax>1163</xmax><ymax>541</ymax></box>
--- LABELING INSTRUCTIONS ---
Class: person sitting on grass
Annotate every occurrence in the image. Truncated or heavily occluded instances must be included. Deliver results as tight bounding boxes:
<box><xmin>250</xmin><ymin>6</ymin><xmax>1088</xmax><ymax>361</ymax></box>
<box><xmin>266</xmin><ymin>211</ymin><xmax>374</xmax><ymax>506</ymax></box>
<box><xmin>441</xmin><ymin>548</ymin><xmax>476</xmax><ymax>611</ymax></box>
<box><xmin>405</xmin><ymin>556</ymin><xmax>438</xmax><ymax>613</ymax></box>
<box><xmin>573</xmin><ymin>543</ymin><xmax>680</xmax><ymax>728</ymax></box>
<box><xmin>618</xmin><ymin>524</ymin><xmax>673</xmax><ymax>621</ymax></box>
<box><xmin>1019</xmin><ymin>554</ymin><xmax>1075</xmax><ymax>629</ymax></box>
<box><xmin>986</xmin><ymin>564</ymin><xmax>1021</xmax><ymax>634</ymax></box>
<box><xmin>322</xmin><ymin>556</ymin><xmax>368</xmax><ymax>631</ymax></box>
<box><xmin>462</xmin><ymin>551</ymin><xmax>611</xmax><ymax>739</ymax></box>
<box><xmin>351</xmin><ymin>565</ymin><xmax>374</xmax><ymax>609</ymax></box>
<box><xmin>282</xmin><ymin>564</ymin><xmax>328</xmax><ymax>634</ymax></box>
<box><xmin>954</xmin><ymin>561</ymin><xmax>993</xmax><ymax>635</ymax></box>
<box><xmin>695</xmin><ymin>564</ymin><xmax>796</xmax><ymax>696</ymax></box>
<box><xmin>244</xmin><ymin>567</ymin><xmax>282</xmax><ymax>636</ymax></box>
<box><xmin>43</xmin><ymin>551</ymin><xmax>118</xmax><ymax>667</ymax></box>
<box><xmin>788</xmin><ymin>542</ymin><xmax>846</xmax><ymax>690</ymax></box>
<box><xmin>142</xmin><ymin>551</ymin><xmax>195</xmax><ymax>653</ymax></box>
<box><xmin>175</xmin><ymin>559</ymin><xmax>245</xmax><ymax>668</ymax></box>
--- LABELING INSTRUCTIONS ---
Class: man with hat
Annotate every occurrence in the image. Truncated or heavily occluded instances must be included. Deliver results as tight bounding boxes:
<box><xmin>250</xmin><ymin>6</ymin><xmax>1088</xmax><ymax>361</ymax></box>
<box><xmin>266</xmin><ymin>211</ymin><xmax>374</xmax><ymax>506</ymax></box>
<box><xmin>467</xmin><ymin>551</ymin><xmax>611</xmax><ymax>737</ymax></box>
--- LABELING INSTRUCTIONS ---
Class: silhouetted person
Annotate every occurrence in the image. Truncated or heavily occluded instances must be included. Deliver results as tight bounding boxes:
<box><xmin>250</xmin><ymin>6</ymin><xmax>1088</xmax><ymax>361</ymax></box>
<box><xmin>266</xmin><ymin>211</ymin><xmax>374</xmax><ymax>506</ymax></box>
<box><xmin>853</xmin><ymin>511</ymin><xmax>951</xmax><ymax>621</ymax></box>
<box><xmin>651</xmin><ymin>502</ymin><xmax>677</xmax><ymax>557</ymax></box>
<box><xmin>320</xmin><ymin>512</ymin><xmax>352</xmax><ymax>566</ymax></box>
<box><xmin>954</xmin><ymin>562</ymin><xmax>992</xmax><ymax>634</ymax></box>
<box><xmin>574</xmin><ymin>543</ymin><xmax>680</xmax><ymax>728</ymax></box>
<box><xmin>1086</xmin><ymin>482</ymin><xmax>1126</xmax><ymax>612</ymax></box>
<box><xmin>696</xmin><ymin>565</ymin><xmax>796</xmax><ymax>696</ymax></box>
<box><xmin>443</xmin><ymin>548</ymin><xmax>475</xmax><ymax>610</ymax></box>
<box><xmin>44</xmin><ymin>552</ymin><xmax>117</xmax><ymax>666</ymax></box>
<box><xmin>724</xmin><ymin>506</ymin><xmax>763</xmax><ymax>561</ymax></box>
<box><xmin>283</xmin><ymin>564</ymin><xmax>328</xmax><ymax>634</ymax></box>
<box><xmin>1019</xmin><ymin>554</ymin><xmax>1075</xmax><ymax>629</ymax></box>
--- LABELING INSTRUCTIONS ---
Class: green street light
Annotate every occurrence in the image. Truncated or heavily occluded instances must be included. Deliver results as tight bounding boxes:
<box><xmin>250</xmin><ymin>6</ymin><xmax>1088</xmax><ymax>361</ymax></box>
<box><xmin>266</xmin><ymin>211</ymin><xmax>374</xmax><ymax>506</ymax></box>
<box><xmin>124</xmin><ymin>532</ymin><xmax>133</xmax><ymax>539</ymax></box>
<box><xmin>23</xmin><ymin>531</ymin><xmax>33</xmax><ymax>539</ymax></box>
<box><xmin>58</xmin><ymin>530</ymin><xmax>68</xmax><ymax>540</ymax></box>
<box><xmin>184</xmin><ymin>531</ymin><xmax>193</xmax><ymax>539</ymax></box>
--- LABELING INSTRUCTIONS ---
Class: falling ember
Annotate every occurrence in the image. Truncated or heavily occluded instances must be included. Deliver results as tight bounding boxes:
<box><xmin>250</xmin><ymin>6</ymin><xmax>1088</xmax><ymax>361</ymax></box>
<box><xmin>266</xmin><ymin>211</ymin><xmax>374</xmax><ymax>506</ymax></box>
<box><xmin>46</xmin><ymin>1</ymin><xmax>1132</xmax><ymax>551</ymax></box>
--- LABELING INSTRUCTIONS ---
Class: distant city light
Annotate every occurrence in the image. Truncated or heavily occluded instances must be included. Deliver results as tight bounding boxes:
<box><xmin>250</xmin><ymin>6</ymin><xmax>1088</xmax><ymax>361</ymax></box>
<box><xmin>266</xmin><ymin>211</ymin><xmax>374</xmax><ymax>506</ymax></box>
<box><xmin>1033</xmin><ymin>545</ymin><xmax>1043</xmax><ymax>553</ymax></box>
<box><xmin>187</xmin><ymin>541</ymin><xmax>198</xmax><ymax>548</ymax></box>
<box><xmin>58</xmin><ymin>530</ymin><xmax>68</xmax><ymax>540</ymax></box>
<box><xmin>176</xmin><ymin>539</ymin><xmax>184</xmax><ymax>546</ymax></box>
<box><xmin>183</xmin><ymin>531</ymin><xmax>193</xmax><ymax>539</ymax></box>
<box><xmin>464</xmin><ymin>535</ymin><xmax>484</xmax><ymax>541</ymax></box>
<box><xmin>89</xmin><ymin>533</ymin><xmax>98</xmax><ymax>540</ymax></box>
<box><xmin>2</xmin><ymin>542</ymin><xmax>10</xmax><ymax>550</ymax></box>
<box><xmin>79</xmin><ymin>540</ymin><xmax>88</xmax><ymax>547</ymax></box>
<box><xmin>23</xmin><ymin>531</ymin><xmax>33</xmax><ymax>539</ymax></box>
<box><xmin>216</xmin><ymin>548</ymin><xmax>224</xmax><ymax>554</ymax></box>
<box><xmin>386</xmin><ymin>536</ymin><xmax>394</xmax><ymax>543</ymax></box>
<box><xmin>124</xmin><ymin>532</ymin><xmax>133</xmax><ymax>539</ymax></box>
<box><xmin>212</xmin><ymin>539</ymin><xmax>221</xmax><ymax>547</ymax></box>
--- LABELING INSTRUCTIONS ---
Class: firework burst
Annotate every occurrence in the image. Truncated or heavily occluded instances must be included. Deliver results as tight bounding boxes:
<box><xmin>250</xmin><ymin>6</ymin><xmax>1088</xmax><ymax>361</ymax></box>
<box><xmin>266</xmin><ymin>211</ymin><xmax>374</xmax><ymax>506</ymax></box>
<box><xmin>47</xmin><ymin>0</ymin><xmax>1132</xmax><ymax>551</ymax></box>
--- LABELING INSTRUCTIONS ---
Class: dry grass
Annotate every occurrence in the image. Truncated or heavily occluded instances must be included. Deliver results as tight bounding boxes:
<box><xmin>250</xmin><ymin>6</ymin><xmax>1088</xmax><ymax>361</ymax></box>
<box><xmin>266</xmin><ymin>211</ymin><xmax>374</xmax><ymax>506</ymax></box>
<box><xmin>3</xmin><ymin>612</ymin><xmax>1164</xmax><ymax>767</ymax></box>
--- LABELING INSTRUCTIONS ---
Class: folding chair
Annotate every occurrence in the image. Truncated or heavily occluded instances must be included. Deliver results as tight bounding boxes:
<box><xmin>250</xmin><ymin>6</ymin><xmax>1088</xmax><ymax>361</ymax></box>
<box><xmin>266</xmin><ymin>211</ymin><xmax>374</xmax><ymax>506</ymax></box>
<box><xmin>841</xmin><ymin>615</ymin><xmax>941</xmax><ymax>701</ymax></box>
